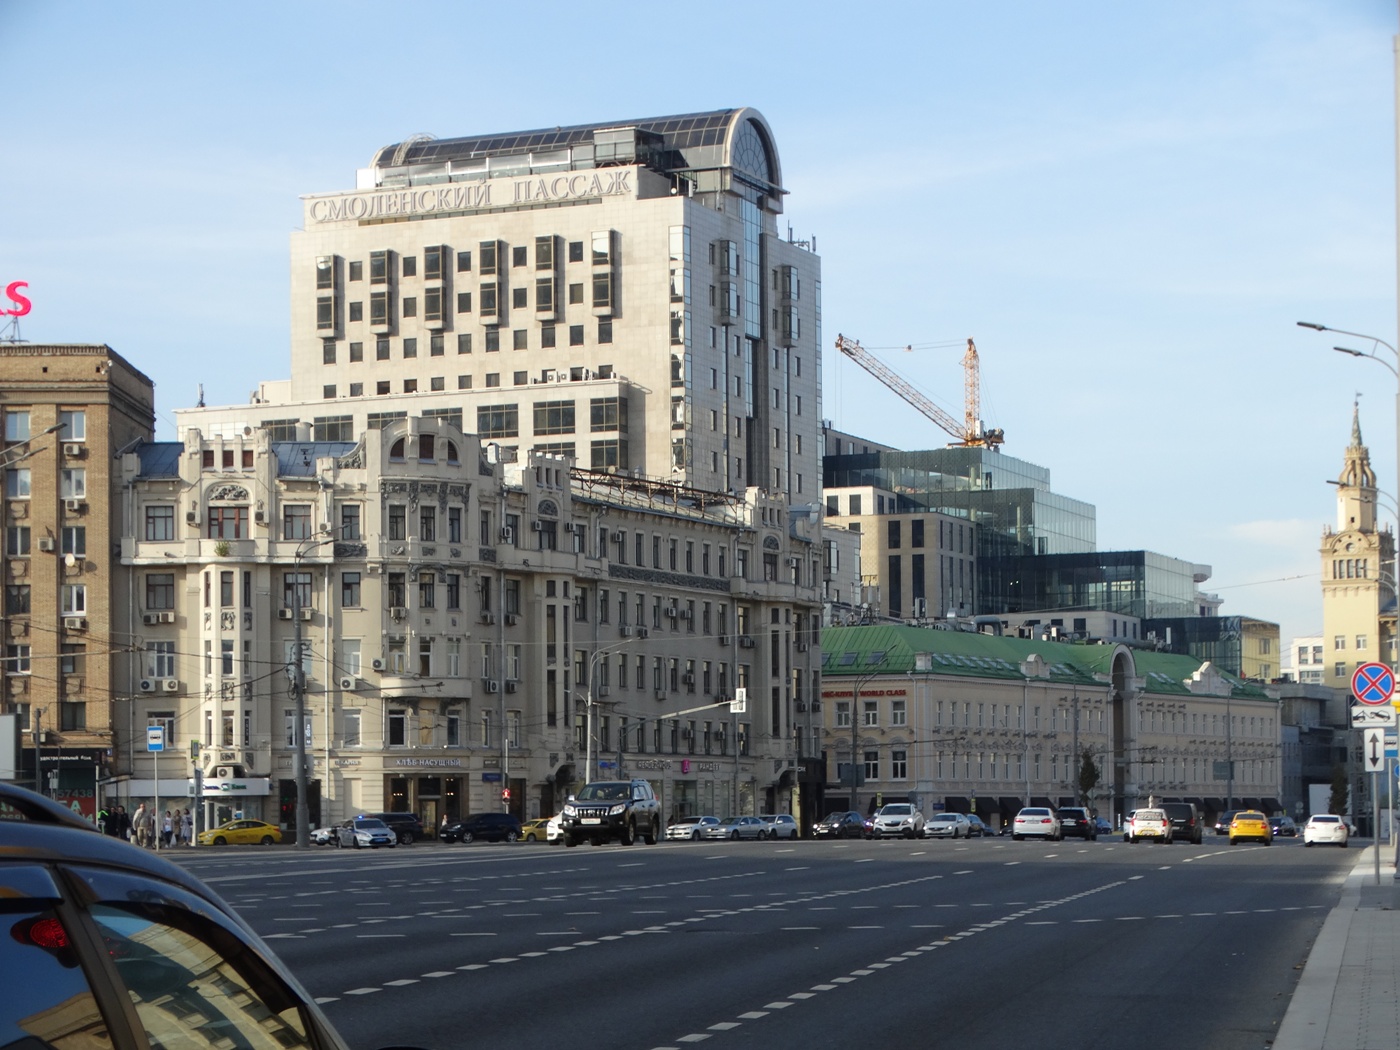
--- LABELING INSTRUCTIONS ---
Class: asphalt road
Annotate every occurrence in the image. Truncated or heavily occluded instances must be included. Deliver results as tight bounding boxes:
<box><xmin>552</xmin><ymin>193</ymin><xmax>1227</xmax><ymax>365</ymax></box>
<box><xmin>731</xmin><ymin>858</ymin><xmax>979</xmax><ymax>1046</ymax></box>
<box><xmin>169</xmin><ymin>833</ymin><xmax>1356</xmax><ymax>1050</ymax></box>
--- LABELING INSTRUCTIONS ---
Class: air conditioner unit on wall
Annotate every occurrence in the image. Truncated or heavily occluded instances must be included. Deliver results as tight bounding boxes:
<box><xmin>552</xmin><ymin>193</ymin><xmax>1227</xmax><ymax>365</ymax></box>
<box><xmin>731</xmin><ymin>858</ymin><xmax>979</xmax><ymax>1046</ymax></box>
<box><xmin>215</xmin><ymin>766</ymin><xmax>234</xmax><ymax>779</ymax></box>
<box><xmin>531</xmin><ymin>521</ymin><xmax>543</xmax><ymax>532</ymax></box>
<box><xmin>139</xmin><ymin>679</ymin><xmax>156</xmax><ymax>693</ymax></box>
<box><xmin>505</xmin><ymin>680</ymin><xmax>518</xmax><ymax>692</ymax></box>
<box><xmin>36</xmin><ymin>537</ymin><xmax>55</xmax><ymax>552</ymax></box>
<box><xmin>162</xmin><ymin>679</ymin><xmax>179</xmax><ymax>692</ymax></box>
<box><xmin>64</xmin><ymin>500</ymin><xmax>84</xmax><ymax>513</ymax></box>
<box><xmin>339</xmin><ymin>676</ymin><xmax>356</xmax><ymax>690</ymax></box>
<box><xmin>278</xmin><ymin>608</ymin><xmax>293</xmax><ymax>620</ymax></box>
<box><xmin>485</xmin><ymin>681</ymin><xmax>499</xmax><ymax>693</ymax></box>
<box><xmin>371</xmin><ymin>658</ymin><xmax>386</xmax><ymax>671</ymax></box>
<box><xmin>64</xmin><ymin>617</ymin><xmax>86</xmax><ymax>631</ymax></box>
<box><xmin>63</xmin><ymin>443</ymin><xmax>83</xmax><ymax>457</ymax></box>
<box><xmin>618</xmin><ymin>625</ymin><xmax>632</xmax><ymax>637</ymax></box>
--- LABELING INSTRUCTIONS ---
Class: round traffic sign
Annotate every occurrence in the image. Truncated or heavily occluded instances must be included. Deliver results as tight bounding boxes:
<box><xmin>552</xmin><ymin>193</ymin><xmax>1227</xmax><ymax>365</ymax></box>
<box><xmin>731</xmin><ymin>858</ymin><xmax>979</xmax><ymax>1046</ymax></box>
<box><xmin>1352</xmin><ymin>662</ymin><xmax>1396</xmax><ymax>705</ymax></box>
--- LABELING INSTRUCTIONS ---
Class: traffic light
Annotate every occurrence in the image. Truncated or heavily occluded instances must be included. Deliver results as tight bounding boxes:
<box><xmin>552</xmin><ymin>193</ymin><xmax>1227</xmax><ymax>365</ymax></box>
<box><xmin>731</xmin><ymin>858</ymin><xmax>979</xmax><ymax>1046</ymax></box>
<box><xmin>501</xmin><ymin>788</ymin><xmax>511</xmax><ymax>802</ymax></box>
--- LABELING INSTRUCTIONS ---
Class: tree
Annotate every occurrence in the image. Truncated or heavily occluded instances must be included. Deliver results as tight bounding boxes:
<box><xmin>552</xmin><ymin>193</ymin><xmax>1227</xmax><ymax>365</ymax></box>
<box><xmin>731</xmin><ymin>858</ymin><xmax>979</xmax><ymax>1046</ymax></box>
<box><xmin>1077</xmin><ymin>750</ymin><xmax>1102</xmax><ymax>808</ymax></box>
<box><xmin>1329</xmin><ymin>764</ymin><xmax>1349</xmax><ymax>816</ymax></box>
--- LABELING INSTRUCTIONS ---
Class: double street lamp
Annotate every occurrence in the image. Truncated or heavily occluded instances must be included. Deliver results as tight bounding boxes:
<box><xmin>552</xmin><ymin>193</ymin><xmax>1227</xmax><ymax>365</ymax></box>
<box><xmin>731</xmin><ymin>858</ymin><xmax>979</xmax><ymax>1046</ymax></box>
<box><xmin>288</xmin><ymin>528</ymin><xmax>341</xmax><ymax>849</ymax></box>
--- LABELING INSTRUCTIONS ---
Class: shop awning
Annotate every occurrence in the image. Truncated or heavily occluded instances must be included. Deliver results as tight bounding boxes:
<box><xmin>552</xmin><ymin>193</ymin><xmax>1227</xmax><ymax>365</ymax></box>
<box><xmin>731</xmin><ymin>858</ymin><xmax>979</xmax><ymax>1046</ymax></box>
<box><xmin>1031</xmin><ymin>796</ymin><xmax>1055</xmax><ymax>809</ymax></box>
<box><xmin>944</xmin><ymin>796</ymin><xmax>970</xmax><ymax>814</ymax></box>
<box><xmin>998</xmin><ymin>796</ymin><xmax>1023</xmax><ymax>819</ymax></box>
<box><xmin>1242</xmin><ymin>797</ymin><xmax>1263</xmax><ymax>811</ymax></box>
<box><xmin>1204</xmin><ymin>798</ymin><xmax>1226</xmax><ymax>813</ymax></box>
<box><xmin>974</xmin><ymin>797</ymin><xmax>997</xmax><ymax>819</ymax></box>
<box><xmin>1262</xmin><ymin>798</ymin><xmax>1283</xmax><ymax>815</ymax></box>
<box><xmin>1056</xmin><ymin>796</ymin><xmax>1077</xmax><ymax>810</ymax></box>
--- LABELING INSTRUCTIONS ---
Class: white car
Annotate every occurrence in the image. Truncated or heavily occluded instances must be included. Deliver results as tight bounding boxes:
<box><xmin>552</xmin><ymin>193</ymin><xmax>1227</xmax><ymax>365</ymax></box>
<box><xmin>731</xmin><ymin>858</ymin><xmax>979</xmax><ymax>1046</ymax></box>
<box><xmin>1124</xmin><ymin>808</ymin><xmax>1172</xmax><ymax>844</ymax></box>
<box><xmin>666</xmin><ymin>815</ymin><xmax>721</xmax><ymax>841</ymax></box>
<box><xmin>923</xmin><ymin>812</ymin><xmax>971</xmax><ymax>839</ymax></box>
<box><xmin>872</xmin><ymin>803</ymin><xmax>925</xmax><ymax>838</ymax></box>
<box><xmin>546</xmin><ymin>814</ymin><xmax>563</xmax><ymax>844</ymax></box>
<box><xmin>333</xmin><ymin>817</ymin><xmax>397</xmax><ymax>849</ymax></box>
<box><xmin>760</xmin><ymin>814</ymin><xmax>798</xmax><ymax>839</ymax></box>
<box><xmin>1012</xmin><ymin>807</ymin><xmax>1062</xmax><ymax>841</ymax></box>
<box><xmin>1303</xmin><ymin>813</ymin><xmax>1349</xmax><ymax>847</ymax></box>
<box><xmin>311</xmin><ymin>825</ymin><xmax>338</xmax><ymax>846</ymax></box>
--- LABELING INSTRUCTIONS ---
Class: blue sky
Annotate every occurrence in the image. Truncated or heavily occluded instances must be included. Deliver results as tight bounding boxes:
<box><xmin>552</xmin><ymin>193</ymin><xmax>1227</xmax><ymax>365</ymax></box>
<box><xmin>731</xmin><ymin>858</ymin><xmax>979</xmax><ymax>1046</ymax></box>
<box><xmin>4</xmin><ymin>1</ymin><xmax>1397</xmax><ymax>656</ymax></box>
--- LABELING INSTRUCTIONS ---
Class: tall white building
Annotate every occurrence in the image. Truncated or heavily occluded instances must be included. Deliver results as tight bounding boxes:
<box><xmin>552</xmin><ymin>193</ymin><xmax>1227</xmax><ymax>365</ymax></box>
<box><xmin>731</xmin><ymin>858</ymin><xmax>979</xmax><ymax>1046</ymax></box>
<box><xmin>180</xmin><ymin>108</ymin><xmax>822</xmax><ymax>504</ymax></box>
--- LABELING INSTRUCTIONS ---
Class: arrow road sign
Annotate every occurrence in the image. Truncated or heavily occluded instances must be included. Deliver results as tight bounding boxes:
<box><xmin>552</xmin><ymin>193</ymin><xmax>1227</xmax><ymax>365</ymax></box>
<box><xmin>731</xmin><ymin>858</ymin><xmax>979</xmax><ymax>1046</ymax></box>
<box><xmin>1363</xmin><ymin>728</ymin><xmax>1386</xmax><ymax>773</ymax></box>
<box><xmin>1352</xmin><ymin>662</ymin><xmax>1396</xmax><ymax>705</ymax></box>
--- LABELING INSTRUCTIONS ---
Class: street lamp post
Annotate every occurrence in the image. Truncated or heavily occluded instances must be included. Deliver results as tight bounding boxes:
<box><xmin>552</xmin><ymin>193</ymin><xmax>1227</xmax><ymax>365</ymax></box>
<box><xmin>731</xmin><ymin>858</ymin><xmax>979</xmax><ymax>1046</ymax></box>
<box><xmin>583</xmin><ymin>641</ymin><xmax>632</xmax><ymax>783</ymax></box>
<box><xmin>289</xmin><ymin>528</ymin><xmax>340</xmax><ymax>849</ymax></box>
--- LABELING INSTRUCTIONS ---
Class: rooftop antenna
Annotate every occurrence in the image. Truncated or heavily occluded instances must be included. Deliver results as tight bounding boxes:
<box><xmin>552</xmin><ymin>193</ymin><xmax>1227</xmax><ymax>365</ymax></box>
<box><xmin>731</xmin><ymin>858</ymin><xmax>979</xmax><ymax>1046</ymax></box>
<box><xmin>196</xmin><ymin>383</ymin><xmax>205</xmax><ymax>408</ymax></box>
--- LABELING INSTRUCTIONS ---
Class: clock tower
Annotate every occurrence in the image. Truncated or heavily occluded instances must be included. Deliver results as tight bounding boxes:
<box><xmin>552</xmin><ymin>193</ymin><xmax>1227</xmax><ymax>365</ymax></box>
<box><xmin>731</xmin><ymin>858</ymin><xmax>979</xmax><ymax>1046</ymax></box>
<box><xmin>1320</xmin><ymin>403</ymin><xmax>1396</xmax><ymax>689</ymax></box>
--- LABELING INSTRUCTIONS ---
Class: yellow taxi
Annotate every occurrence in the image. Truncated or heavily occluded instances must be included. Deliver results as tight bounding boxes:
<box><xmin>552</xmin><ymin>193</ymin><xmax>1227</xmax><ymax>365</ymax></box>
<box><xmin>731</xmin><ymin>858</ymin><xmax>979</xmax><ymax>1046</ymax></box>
<box><xmin>197</xmin><ymin>819</ymin><xmax>282</xmax><ymax>846</ymax></box>
<box><xmin>520</xmin><ymin>817</ymin><xmax>552</xmax><ymax>842</ymax></box>
<box><xmin>1228</xmin><ymin>810</ymin><xmax>1272</xmax><ymax>846</ymax></box>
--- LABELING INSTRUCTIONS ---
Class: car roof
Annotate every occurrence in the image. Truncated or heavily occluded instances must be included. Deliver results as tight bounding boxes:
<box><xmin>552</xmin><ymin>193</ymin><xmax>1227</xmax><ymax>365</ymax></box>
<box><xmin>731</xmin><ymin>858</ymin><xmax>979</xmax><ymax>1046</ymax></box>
<box><xmin>0</xmin><ymin>784</ymin><xmax>236</xmax><ymax>908</ymax></box>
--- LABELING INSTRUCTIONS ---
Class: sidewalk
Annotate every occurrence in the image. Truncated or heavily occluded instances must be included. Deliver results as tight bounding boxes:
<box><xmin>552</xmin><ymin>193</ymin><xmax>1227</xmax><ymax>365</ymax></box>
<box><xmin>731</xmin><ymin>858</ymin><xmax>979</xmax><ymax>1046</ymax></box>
<box><xmin>1274</xmin><ymin>845</ymin><xmax>1400</xmax><ymax>1050</ymax></box>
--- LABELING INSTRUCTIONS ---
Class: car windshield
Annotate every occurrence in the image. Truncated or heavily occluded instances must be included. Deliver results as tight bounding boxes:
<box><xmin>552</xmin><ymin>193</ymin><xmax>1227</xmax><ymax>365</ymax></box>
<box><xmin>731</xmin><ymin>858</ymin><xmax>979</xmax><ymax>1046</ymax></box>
<box><xmin>355</xmin><ymin>819</ymin><xmax>388</xmax><ymax>830</ymax></box>
<box><xmin>880</xmin><ymin>805</ymin><xmax>912</xmax><ymax>816</ymax></box>
<box><xmin>932</xmin><ymin>814</ymin><xmax>959</xmax><ymax>822</ymax></box>
<box><xmin>576</xmin><ymin>783</ymin><xmax>629</xmax><ymax>800</ymax></box>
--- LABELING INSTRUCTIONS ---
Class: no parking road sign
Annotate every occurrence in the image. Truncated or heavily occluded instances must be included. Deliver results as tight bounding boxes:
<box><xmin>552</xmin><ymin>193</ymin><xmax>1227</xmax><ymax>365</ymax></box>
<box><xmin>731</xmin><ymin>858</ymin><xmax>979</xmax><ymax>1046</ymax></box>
<box><xmin>1352</xmin><ymin>662</ymin><xmax>1396</xmax><ymax>705</ymax></box>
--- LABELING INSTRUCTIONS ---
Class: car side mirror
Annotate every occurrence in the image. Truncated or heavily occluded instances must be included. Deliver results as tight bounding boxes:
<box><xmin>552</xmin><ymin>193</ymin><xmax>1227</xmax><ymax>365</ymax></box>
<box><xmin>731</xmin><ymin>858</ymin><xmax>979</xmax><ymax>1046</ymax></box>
<box><xmin>567</xmin><ymin>794</ymin><xmax>575</xmax><ymax>802</ymax></box>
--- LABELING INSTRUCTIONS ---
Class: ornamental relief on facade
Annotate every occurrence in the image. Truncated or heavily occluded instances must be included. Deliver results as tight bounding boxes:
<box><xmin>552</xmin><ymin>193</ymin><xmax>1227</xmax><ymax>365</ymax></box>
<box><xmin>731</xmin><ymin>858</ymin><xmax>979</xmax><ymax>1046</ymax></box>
<box><xmin>207</xmin><ymin>484</ymin><xmax>249</xmax><ymax>503</ymax></box>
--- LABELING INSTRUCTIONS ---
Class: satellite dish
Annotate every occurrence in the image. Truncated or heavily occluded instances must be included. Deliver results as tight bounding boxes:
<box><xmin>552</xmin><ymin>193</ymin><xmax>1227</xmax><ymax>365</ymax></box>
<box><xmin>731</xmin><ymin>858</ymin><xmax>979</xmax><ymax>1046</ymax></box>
<box><xmin>64</xmin><ymin>553</ymin><xmax>76</xmax><ymax>568</ymax></box>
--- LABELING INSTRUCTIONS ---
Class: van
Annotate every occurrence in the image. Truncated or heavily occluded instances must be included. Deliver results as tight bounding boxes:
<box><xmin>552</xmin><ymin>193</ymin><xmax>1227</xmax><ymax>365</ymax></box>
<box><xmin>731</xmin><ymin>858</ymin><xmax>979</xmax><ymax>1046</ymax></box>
<box><xmin>1159</xmin><ymin>802</ymin><xmax>1202</xmax><ymax>844</ymax></box>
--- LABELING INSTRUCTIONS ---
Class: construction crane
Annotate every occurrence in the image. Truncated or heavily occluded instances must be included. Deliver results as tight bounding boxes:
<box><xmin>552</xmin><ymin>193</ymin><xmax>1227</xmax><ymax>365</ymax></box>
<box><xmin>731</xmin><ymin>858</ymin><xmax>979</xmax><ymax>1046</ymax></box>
<box><xmin>833</xmin><ymin>334</ymin><xmax>1005</xmax><ymax>450</ymax></box>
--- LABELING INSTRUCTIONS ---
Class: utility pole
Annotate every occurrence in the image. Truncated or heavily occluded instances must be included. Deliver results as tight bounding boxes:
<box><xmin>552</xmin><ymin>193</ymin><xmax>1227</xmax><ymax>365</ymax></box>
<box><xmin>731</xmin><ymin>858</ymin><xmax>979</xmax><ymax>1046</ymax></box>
<box><xmin>291</xmin><ymin>562</ymin><xmax>309</xmax><ymax>848</ymax></box>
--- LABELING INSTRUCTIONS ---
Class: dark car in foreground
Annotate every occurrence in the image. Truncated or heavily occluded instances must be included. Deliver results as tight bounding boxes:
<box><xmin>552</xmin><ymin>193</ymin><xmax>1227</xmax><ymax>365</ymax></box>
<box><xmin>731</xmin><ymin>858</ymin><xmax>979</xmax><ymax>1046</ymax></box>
<box><xmin>367</xmin><ymin>811</ymin><xmax>425</xmax><ymax>844</ymax></box>
<box><xmin>0</xmin><ymin>783</ymin><xmax>365</xmax><ymax>1050</ymax></box>
<box><xmin>813</xmin><ymin>811</ymin><xmax>871</xmax><ymax>839</ymax></box>
<box><xmin>1056</xmin><ymin>807</ymin><xmax>1097</xmax><ymax>840</ymax></box>
<box><xmin>1269</xmin><ymin>815</ymin><xmax>1298</xmax><ymax>838</ymax></box>
<box><xmin>1159</xmin><ymin>802</ymin><xmax>1203</xmax><ymax>844</ymax></box>
<box><xmin>441</xmin><ymin>812</ymin><xmax>522</xmax><ymax>843</ymax></box>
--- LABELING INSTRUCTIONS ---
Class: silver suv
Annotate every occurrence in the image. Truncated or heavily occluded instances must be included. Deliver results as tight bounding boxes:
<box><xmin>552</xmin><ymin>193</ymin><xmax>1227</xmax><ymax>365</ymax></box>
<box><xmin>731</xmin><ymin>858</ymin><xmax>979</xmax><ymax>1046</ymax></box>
<box><xmin>872</xmin><ymin>803</ymin><xmax>926</xmax><ymax>838</ymax></box>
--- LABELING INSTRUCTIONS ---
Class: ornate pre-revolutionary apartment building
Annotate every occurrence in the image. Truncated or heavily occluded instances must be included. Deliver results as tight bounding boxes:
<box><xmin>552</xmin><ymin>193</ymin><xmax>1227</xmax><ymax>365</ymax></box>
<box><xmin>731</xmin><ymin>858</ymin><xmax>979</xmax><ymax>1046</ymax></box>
<box><xmin>177</xmin><ymin>108</ymin><xmax>823</xmax><ymax>507</ymax></box>
<box><xmin>116</xmin><ymin>415</ymin><xmax>823</xmax><ymax>831</ymax></box>
<box><xmin>1</xmin><ymin>345</ymin><xmax>155</xmax><ymax>813</ymax></box>
<box><xmin>1319</xmin><ymin>404</ymin><xmax>1397</xmax><ymax>689</ymax></box>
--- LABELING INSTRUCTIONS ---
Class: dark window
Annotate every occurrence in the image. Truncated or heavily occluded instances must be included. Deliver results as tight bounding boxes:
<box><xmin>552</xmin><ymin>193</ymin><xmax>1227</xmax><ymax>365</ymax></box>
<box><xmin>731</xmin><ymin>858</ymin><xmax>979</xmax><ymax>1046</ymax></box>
<box><xmin>569</xmin><ymin>325</ymin><xmax>584</xmax><ymax>346</ymax></box>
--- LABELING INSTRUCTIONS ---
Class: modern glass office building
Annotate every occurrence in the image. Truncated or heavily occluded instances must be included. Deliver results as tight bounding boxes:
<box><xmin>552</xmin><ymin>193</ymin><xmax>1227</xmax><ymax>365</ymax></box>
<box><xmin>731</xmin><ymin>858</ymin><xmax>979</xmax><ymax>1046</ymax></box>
<box><xmin>978</xmin><ymin>549</ymin><xmax>1203</xmax><ymax>619</ymax></box>
<box><xmin>822</xmin><ymin>445</ymin><xmax>1097</xmax><ymax>557</ymax></box>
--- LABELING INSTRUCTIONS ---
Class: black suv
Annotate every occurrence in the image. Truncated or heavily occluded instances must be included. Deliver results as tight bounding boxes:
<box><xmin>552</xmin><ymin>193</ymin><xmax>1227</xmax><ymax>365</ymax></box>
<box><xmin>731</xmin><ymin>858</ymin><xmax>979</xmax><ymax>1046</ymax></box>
<box><xmin>368</xmin><ymin>811</ymin><xmax>424</xmax><ymax>844</ymax></box>
<box><xmin>1160</xmin><ymin>802</ymin><xmax>1203</xmax><ymax>844</ymax></box>
<box><xmin>1056</xmin><ymin>807</ymin><xmax>1097</xmax><ymax>840</ymax></box>
<box><xmin>560</xmin><ymin>779</ymin><xmax>662</xmax><ymax>846</ymax></box>
<box><xmin>0</xmin><ymin>784</ymin><xmax>359</xmax><ymax>1050</ymax></box>
<box><xmin>441</xmin><ymin>812</ymin><xmax>522</xmax><ymax>843</ymax></box>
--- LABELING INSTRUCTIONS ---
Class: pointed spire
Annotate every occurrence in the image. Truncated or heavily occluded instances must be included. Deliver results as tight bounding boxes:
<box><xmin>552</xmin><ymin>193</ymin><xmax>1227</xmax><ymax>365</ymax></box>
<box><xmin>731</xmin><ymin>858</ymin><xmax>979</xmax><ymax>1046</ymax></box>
<box><xmin>1352</xmin><ymin>399</ymin><xmax>1364</xmax><ymax>447</ymax></box>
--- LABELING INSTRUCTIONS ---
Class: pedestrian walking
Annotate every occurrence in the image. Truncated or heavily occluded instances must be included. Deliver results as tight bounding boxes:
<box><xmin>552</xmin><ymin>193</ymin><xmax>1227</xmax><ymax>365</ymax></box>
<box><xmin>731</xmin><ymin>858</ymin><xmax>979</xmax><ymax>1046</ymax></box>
<box><xmin>180</xmin><ymin>808</ymin><xmax>193</xmax><ymax>845</ymax></box>
<box><xmin>110</xmin><ymin>804</ymin><xmax>132</xmax><ymax>841</ymax></box>
<box><xmin>162</xmin><ymin>810</ymin><xmax>174</xmax><ymax>847</ymax></box>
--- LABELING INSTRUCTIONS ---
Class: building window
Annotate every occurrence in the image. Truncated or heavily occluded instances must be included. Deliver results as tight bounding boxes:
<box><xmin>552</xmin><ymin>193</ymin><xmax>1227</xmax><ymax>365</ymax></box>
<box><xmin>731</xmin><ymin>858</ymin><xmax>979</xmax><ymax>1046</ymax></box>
<box><xmin>207</xmin><ymin>505</ymin><xmax>248</xmax><ymax>540</ymax></box>
<box><xmin>4</xmin><ymin>410</ymin><xmax>30</xmax><ymax>442</ymax></box>
<box><xmin>4</xmin><ymin>469</ymin><xmax>30</xmax><ymax>500</ymax></box>
<box><xmin>341</xmin><ymin>572</ymin><xmax>361</xmax><ymax>607</ymax></box>
<box><xmin>60</xmin><ymin>468</ymin><xmax>86</xmax><ymax>499</ymax></box>
<box><xmin>282</xmin><ymin>504</ymin><xmax>312</xmax><ymax>541</ymax></box>
<box><xmin>61</xmin><ymin>584</ymin><xmax>86</xmax><ymax>616</ymax></box>
<box><xmin>144</xmin><ymin>505</ymin><xmax>175</xmax><ymax>541</ymax></box>
<box><xmin>891</xmin><ymin>749</ymin><xmax>908</xmax><ymax>780</ymax></box>
<box><xmin>388</xmin><ymin>505</ymin><xmax>407</xmax><ymax>540</ymax></box>
<box><xmin>58</xmin><ymin>411</ymin><xmax>86</xmax><ymax>442</ymax></box>
<box><xmin>146</xmin><ymin>573</ymin><xmax>175</xmax><ymax>610</ymax></box>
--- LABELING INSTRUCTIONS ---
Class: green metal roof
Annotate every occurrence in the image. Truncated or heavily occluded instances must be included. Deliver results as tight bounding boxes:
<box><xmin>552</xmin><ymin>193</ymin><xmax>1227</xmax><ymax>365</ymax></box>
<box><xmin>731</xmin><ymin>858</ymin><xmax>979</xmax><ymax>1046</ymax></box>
<box><xmin>820</xmin><ymin>625</ymin><xmax>1273</xmax><ymax>701</ymax></box>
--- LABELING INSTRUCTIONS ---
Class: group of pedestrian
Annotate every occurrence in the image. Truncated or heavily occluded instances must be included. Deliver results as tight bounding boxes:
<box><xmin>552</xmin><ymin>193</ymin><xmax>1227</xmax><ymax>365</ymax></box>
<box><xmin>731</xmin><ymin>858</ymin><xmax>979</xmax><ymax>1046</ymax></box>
<box><xmin>97</xmin><ymin>803</ymin><xmax>194</xmax><ymax>847</ymax></box>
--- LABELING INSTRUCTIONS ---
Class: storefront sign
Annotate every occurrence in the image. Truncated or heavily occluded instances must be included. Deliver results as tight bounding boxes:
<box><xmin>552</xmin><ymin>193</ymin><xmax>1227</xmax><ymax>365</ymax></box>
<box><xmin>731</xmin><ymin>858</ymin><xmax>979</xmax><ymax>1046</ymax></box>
<box><xmin>821</xmin><ymin>686</ymin><xmax>908</xmax><ymax>699</ymax></box>
<box><xmin>632</xmin><ymin>759</ymin><xmax>672</xmax><ymax>771</ymax></box>
<box><xmin>334</xmin><ymin>758</ymin><xmax>362</xmax><ymax>766</ymax></box>
<box><xmin>2</xmin><ymin>281</ymin><xmax>30</xmax><ymax>317</ymax></box>
<box><xmin>392</xmin><ymin>757</ymin><xmax>463</xmax><ymax>767</ymax></box>
<box><xmin>195</xmin><ymin>777</ymin><xmax>271</xmax><ymax>796</ymax></box>
<box><xmin>481</xmin><ymin>772</ymin><xmax>503</xmax><ymax>782</ymax></box>
<box><xmin>306</xmin><ymin>169</ymin><xmax>633</xmax><ymax>225</ymax></box>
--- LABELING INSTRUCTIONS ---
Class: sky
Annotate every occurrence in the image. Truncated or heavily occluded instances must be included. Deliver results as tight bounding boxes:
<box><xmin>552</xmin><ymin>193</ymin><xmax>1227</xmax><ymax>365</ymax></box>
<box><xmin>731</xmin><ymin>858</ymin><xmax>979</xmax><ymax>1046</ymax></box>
<box><xmin>3</xmin><ymin>1</ymin><xmax>1398</xmax><ymax>661</ymax></box>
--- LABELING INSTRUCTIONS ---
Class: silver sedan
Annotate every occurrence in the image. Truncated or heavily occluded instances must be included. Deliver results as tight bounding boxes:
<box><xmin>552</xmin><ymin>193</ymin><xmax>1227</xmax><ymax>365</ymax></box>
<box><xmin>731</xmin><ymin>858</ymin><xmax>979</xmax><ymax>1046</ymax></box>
<box><xmin>923</xmin><ymin>813</ymin><xmax>972</xmax><ymax>839</ymax></box>
<box><xmin>701</xmin><ymin>816</ymin><xmax>769</xmax><ymax>840</ymax></box>
<box><xmin>666</xmin><ymin>815</ymin><xmax>721</xmax><ymax>841</ymax></box>
<box><xmin>760</xmin><ymin>814</ymin><xmax>799</xmax><ymax>839</ymax></box>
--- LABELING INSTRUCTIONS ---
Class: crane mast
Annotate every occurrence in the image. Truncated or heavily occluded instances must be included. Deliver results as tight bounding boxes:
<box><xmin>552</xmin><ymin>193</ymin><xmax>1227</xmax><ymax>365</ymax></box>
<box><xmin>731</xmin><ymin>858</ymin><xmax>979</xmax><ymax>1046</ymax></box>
<box><xmin>834</xmin><ymin>334</ymin><xmax>1005</xmax><ymax>449</ymax></box>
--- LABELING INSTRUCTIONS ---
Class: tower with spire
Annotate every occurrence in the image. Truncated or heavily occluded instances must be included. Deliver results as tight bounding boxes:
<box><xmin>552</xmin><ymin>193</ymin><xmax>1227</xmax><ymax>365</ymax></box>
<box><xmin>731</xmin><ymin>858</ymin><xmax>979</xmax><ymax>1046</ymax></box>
<box><xmin>1320</xmin><ymin>403</ymin><xmax>1396</xmax><ymax>689</ymax></box>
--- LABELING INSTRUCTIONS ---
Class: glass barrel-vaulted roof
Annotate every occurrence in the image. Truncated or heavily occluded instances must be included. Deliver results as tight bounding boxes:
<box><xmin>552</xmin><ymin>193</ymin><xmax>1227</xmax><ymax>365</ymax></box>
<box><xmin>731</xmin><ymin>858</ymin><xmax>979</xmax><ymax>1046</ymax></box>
<box><xmin>369</xmin><ymin>108</ymin><xmax>782</xmax><ymax>196</ymax></box>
